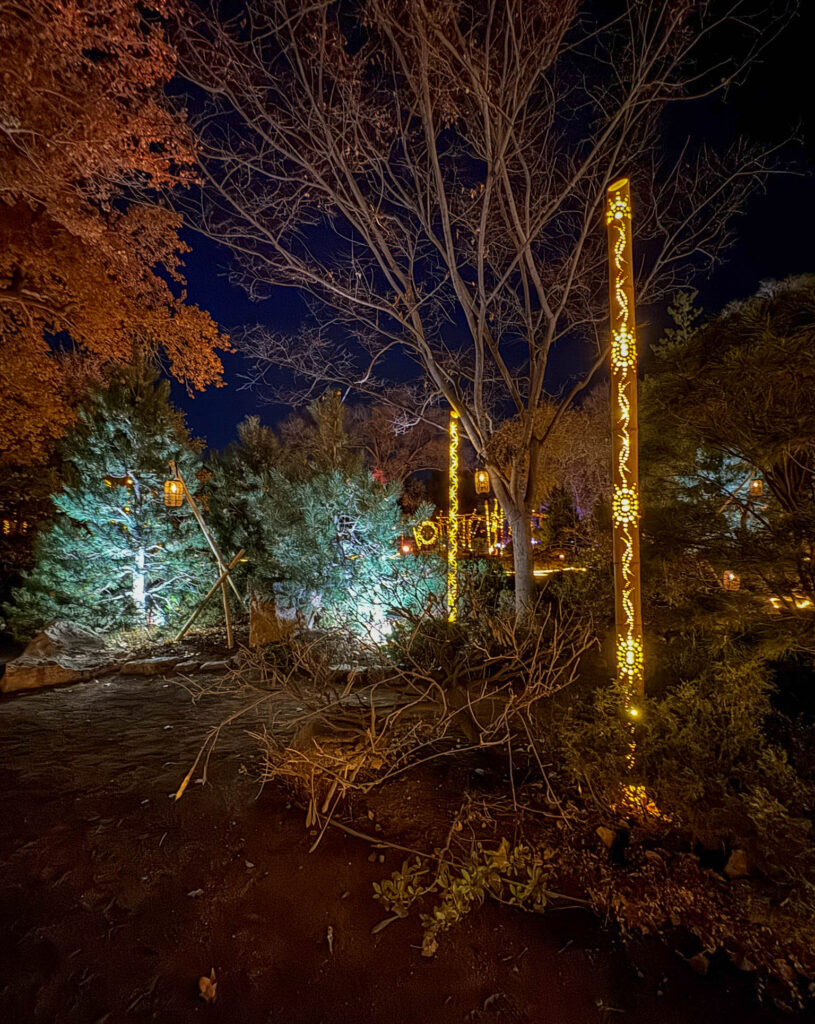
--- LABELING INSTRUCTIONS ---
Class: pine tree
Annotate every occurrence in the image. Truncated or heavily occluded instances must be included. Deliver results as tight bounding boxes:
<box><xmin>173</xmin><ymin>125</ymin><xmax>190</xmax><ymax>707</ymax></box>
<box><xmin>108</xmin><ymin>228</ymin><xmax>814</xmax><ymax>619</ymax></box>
<box><xmin>6</xmin><ymin>365</ymin><xmax>210</xmax><ymax>637</ymax></box>
<box><xmin>207</xmin><ymin>394</ymin><xmax>443</xmax><ymax>636</ymax></box>
<box><xmin>641</xmin><ymin>278</ymin><xmax>815</xmax><ymax>654</ymax></box>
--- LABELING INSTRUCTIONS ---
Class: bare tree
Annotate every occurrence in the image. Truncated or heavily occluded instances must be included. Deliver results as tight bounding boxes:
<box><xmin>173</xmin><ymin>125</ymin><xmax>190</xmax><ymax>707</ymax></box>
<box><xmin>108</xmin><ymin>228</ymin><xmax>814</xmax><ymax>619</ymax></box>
<box><xmin>175</xmin><ymin>0</ymin><xmax>791</xmax><ymax>614</ymax></box>
<box><xmin>346</xmin><ymin>392</ymin><xmax>448</xmax><ymax>485</ymax></box>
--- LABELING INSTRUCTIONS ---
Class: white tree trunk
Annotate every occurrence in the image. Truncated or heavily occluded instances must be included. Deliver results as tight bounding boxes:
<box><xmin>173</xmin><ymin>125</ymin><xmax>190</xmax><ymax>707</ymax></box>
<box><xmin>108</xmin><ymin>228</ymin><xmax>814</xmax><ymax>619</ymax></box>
<box><xmin>508</xmin><ymin>508</ymin><xmax>534</xmax><ymax>618</ymax></box>
<box><xmin>133</xmin><ymin>546</ymin><xmax>146</xmax><ymax>619</ymax></box>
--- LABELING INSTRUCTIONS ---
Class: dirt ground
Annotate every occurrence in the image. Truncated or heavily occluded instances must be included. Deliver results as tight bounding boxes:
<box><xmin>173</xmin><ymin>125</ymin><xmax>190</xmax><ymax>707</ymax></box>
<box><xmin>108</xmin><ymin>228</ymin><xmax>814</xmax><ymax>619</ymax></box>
<box><xmin>0</xmin><ymin>672</ymin><xmax>805</xmax><ymax>1024</ymax></box>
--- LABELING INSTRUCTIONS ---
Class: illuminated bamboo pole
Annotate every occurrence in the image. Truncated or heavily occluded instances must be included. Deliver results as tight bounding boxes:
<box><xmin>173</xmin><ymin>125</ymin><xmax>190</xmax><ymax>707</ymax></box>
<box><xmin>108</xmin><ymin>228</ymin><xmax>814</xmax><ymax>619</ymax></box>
<box><xmin>447</xmin><ymin>410</ymin><xmax>459</xmax><ymax>622</ymax></box>
<box><xmin>605</xmin><ymin>178</ymin><xmax>644</xmax><ymax>700</ymax></box>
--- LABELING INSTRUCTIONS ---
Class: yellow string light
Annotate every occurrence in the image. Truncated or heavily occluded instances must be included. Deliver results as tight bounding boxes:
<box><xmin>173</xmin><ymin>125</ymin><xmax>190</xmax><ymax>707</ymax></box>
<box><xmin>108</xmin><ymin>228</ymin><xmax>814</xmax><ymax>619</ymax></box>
<box><xmin>606</xmin><ymin>178</ymin><xmax>644</xmax><ymax>699</ymax></box>
<box><xmin>413</xmin><ymin>519</ymin><xmax>438</xmax><ymax>549</ymax></box>
<box><xmin>484</xmin><ymin>498</ymin><xmax>504</xmax><ymax>555</ymax></box>
<box><xmin>447</xmin><ymin>410</ymin><xmax>459</xmax><ymax>622</ymax></box>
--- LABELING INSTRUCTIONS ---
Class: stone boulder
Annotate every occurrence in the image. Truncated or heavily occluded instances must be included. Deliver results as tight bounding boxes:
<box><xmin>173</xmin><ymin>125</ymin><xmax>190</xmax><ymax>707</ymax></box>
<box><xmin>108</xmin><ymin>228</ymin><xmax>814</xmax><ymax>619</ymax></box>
<box><xmin>724</xmin><ymin>848</ymin><xmax>750</xmax><ymax>879</ymax></box>
<box><xmin>248</xmin><ymin>593</ymin><xmax>298</xmax><ymax>647</ymax></box>
<box><xmin>120</xmin><ymin>656</ymin><xmax>180</xmax><ymax>676</ymax></box>
<box><xmin>1</xmin><ymin>621</ymin><xmax>122</xmax><ymax>694</ymax></box>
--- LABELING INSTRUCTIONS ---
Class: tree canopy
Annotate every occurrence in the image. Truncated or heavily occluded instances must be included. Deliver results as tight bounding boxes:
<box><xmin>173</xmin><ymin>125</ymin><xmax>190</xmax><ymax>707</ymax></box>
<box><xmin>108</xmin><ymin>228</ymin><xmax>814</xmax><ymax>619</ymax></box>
<box><xmin>176</xmin><ymin>0</ymin><xmax>786</xmax><ymax>611</ymax></box>
<box><xmin>641</xmin><ymin>278</ymin><xmax>815</xmax><ymax>653</ymax></box>
<box><xmin>0</xmin><ymin>0</ymin><xmax>229</xmax><ymax>466</ymax></box>
<box><xmin>207</xmin><ymin>394</ymin><xmax>443</xmax><ymax>635</ymax></box>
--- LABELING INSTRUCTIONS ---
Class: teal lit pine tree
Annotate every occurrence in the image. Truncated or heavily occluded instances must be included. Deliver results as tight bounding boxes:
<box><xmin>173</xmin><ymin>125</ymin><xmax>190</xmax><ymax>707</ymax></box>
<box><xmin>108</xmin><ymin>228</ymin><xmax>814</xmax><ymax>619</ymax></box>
<box><xmin>7</xmin><ymin>365</ymin><xmax>209</xmax><ymax>637</ymax></box>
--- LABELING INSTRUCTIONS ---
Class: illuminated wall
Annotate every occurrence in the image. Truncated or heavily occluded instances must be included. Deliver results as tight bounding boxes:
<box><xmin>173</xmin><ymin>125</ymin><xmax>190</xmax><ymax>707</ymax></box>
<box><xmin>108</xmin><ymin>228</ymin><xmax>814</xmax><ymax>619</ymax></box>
<box><xmin>447</xmin><ymin>410</ymin><xmax>459</xmax><ymax>622</ymax></box>
<box><xmin>606</xmin><ymin>178</ymin><xmax>644</xmax><ymax>697</ymax></box>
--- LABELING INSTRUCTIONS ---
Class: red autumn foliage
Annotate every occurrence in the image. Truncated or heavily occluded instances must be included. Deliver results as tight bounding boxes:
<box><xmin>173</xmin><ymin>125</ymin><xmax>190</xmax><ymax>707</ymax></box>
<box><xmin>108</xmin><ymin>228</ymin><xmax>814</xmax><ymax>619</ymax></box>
<box><xmin>0</xmin><ymin>0</ymin><xmax>228</xmax><ymax>465</ymax></box>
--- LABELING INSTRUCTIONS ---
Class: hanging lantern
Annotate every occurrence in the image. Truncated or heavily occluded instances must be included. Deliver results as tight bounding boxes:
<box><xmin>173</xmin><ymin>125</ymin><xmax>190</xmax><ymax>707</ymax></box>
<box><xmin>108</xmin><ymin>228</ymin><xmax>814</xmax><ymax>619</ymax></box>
<box><xmin>474</xmin><ymin>469</ymin><xmax>490</xmax><ymax>494</ymax></box>
<box><xmin>749</xmin><ymin>478</ymin><xmax>763</xmax><ymax>498</ymax></box>
<box><xmin>722</xmin><ymin>569</ymin><xmax>740</xmax><ymax>592</ymax></box>
<box><xmin>164</xmin><ymin>479</ymin><xmax>183</xmax><ymax>507</ymax></box>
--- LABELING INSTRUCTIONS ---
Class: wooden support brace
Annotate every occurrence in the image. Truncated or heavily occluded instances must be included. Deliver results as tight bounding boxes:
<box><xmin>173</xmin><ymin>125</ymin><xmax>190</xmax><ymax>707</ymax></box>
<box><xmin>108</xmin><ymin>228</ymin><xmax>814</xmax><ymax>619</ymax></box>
<box><xmin>174</xmin><ymin>549</ymin><xmax>245</xmax><ymax>644</ymax></box>
<box><xmin>169</xmin><ymin>461</ymin><xmax>245</xmax><ymax>608</ymax></box>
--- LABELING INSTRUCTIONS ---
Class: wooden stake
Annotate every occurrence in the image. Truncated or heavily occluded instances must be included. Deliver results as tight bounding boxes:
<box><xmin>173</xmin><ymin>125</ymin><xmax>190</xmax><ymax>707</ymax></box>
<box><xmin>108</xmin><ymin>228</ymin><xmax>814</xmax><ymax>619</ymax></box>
<box><xmin>174</xmin><ymin>549</ymin><xmax>245</xmax><ymax>643</ymax></box>
<box><xmin>169</xmin><ymin>461</ymin><xmax>244</xmax><ymax>648</ymax></box>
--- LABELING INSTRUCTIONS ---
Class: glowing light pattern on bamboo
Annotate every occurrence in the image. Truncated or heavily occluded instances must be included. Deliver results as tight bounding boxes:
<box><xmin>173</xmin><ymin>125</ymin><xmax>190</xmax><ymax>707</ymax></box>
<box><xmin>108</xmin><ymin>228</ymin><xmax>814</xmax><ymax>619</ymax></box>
<box><xmin>606</xmin><ymin>178</ymin><xmax>644</xmax><ymax>696</ymax></box>
<box><xmin>447</xmin><ymin>410</ymin><xmax>459</xmax><ymax>622</ymax></box>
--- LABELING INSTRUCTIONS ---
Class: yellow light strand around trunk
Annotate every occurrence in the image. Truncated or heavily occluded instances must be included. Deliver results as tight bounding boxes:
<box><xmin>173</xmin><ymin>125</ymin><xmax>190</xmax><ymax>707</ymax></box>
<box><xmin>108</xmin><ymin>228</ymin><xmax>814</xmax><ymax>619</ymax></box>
<box><xmin>606</xmin><ymin>178</ymin><xmax>644</xmax><ymax>699</ymax></box>
<box><xmin>447</xmin><ymin>410</ymin><xmax>459</xmax><ymax>622</ymax></box>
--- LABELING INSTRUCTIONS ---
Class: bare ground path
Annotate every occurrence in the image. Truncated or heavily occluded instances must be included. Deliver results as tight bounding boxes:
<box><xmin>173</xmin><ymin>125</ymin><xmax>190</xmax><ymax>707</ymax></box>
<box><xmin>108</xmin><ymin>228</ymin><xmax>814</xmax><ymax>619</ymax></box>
<box><xmin>0</xmin><ymin>674</ymin><xmax>799</xmax><ymax>1023</ymax></box>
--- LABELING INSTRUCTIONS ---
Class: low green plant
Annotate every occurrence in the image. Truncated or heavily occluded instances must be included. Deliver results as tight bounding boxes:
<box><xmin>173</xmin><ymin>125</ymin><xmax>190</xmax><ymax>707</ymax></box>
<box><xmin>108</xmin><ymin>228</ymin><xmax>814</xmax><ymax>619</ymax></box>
<box><xmin>374</xmin><ymin>840</ymin><xmax>554</xmax><ymax>956</ymax></box>
<box><xmin>555</xmin><ymin>650</ymin><xmax>815</xmax><ymax>899</ymax></box>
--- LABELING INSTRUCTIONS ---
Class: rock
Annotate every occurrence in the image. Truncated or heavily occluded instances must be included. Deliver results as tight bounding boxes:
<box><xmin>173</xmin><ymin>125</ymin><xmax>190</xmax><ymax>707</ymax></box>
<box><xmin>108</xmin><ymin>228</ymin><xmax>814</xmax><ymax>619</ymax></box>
<box><xmin>200</xmin><ymin>660</ymin><xmax>229</xmax><ymax>673</ymax></box>
<box><xmin>596</xmin><ymin>826</ymin><xmax>616</xmax><ymax>849</ymax></box>
<box><xmin>2</xmin><ymin>662</ymin><xmax>95</xmax><ymax>693</ymax></box>
<box><xmin>1</xmin><ymin>621</ymin><xmax>121</xmax><ymax>693</ymax></box>
<box><xmin>685</xmin><ymin>952</ymin><xmax>709</xmax><ymax>976</ymax></box>
<box><xmin>724</xmin><ymin>848</ymin><xmax>749</xmax><ymax>879</ymax></box>
<box><xmin>176</xmin><ymin>659</ymin><xmax>201</xmax><ymax>672</ymax></box>
<box><xmin>775</xmin><ymin>959</ymin><xmax>797</xmax><ymax>984</ymax></box>
<box><xmin>249</xmin><ymin>594</ymin><xmax>282</xmax><ymax>646</ymax></box>
<box><xmin>249</xmin><ymin>592</ymin><xmax>299</xmax><ymax>646</ymax></box>
<box><xmin>120</xmin><ymin>657</ymin><xmax>179</xmax><ymax>676</ymax></box>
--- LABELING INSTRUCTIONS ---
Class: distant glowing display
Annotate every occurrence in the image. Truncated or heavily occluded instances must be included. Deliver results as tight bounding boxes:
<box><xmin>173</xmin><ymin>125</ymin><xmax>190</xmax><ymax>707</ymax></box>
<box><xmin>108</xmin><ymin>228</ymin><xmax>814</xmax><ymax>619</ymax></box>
<box><xmin>413</xmin><ymin>519</ymin><xmax>439</xmax><ymax>549</ymax></box>
<box><xmin>2</xmin><ymin>519</ymin><xmax>29</xmax><ymax>535</ymax></box>
<box><xmin>447</xmin><ymin>411</ymin><xmax>459</xmax><ymax>622</ymax></box>
<box><xmin>722</xmin><ymin>569</ymin><xmax>740</xmax><ymax>592</ymax></box>
<box><xmin>484</xmin><ymin>498</ymin><xmax>504</xmax><ymax>555</ymax></box>
<box><xmin>606</xmin><ymin>178</ymin><xmax>644</xmax><ymax>697</ymax></box>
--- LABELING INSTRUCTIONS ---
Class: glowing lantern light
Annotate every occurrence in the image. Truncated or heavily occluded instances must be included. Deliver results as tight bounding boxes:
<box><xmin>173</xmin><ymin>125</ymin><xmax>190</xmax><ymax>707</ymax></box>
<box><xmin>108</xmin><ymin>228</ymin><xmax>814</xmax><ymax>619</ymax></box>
<box><xmin>164</xmin><ymin>479</ymin><xmax>184</xmax><ymax>508</ymax></box>
<box><xmin>474</xmin><ymin>469</ymin><xmax>490</xmax><ymax>494</ymax></box>
<box><xmin>749</xmin><ymin>478</ymin><xmax>763</xmax><ymax>498</ymax></box>
<box><xmin>606</xmin><ymin>177</ymin><xmax>644</xmax><ymax>697</ymax></box>
<box><xmin>722</xmin><ymin>570</ymin><xmax>740</xmax><ymax>592</ymax></box>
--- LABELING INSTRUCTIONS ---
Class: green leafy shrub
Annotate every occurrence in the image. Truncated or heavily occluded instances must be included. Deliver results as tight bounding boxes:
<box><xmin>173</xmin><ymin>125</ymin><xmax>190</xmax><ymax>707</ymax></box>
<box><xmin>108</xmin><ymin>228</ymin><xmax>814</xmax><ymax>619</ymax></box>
<box><xmin>374</xmin><ymin>841</ymin><xmax>554</xmax><ymax>956</ymax></box>
<box><xmin>556</xmin><ymin>651</ymin><xmax>815</xmax><ymax>896</ymax></box>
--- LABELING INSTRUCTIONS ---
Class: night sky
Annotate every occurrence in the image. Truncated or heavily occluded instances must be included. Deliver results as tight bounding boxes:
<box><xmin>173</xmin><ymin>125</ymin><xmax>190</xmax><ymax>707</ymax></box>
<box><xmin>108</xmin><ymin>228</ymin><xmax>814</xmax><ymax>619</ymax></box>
<box><xmin>172</xmin><ymin>2</ymin><xmax>814</xmax><ymax>453</ymax></box>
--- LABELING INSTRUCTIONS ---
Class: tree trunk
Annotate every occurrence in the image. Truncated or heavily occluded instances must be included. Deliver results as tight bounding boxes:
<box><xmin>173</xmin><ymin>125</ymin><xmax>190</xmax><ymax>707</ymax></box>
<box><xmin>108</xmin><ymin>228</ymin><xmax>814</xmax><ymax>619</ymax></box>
<box><xmin>133</xmin><ymin>546</ymin><xmax>146</xmax><ymax>620</ymax></box>
<box><xmin>507</xmin><ymin>506</ymin><xmax>534</xmax><ymax>618</ymax></box>
<box><xmin>487</xmin><ymin>468</ymin><xmax>534</xmax><ymax>619</ymax></box>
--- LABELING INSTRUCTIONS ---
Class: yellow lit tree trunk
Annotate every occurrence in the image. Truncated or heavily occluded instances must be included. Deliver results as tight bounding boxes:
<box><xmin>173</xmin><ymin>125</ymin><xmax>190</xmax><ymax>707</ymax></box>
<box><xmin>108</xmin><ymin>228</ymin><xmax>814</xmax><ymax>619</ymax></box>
<box><xmin>606</xmin><ymin>178</ymin><xmax>644</xmax><ymax>699</ymax></box>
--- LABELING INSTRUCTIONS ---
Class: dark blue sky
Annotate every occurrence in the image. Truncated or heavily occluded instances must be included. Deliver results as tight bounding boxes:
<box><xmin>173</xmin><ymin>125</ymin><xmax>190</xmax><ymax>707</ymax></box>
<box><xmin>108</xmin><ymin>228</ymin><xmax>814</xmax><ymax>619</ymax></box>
<box><xmin>172</xmin><ymin>3</ymin><xmax>814</xmax><ymax>453</ymax></box>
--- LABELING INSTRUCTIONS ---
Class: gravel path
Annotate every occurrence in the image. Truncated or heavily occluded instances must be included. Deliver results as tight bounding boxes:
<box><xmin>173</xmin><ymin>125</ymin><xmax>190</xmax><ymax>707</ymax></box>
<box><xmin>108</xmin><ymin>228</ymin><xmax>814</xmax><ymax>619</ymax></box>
<box><xmin>0</xmin><ymin>673</ymin><xmax>794</xmax><ymax>1023</ymax></box>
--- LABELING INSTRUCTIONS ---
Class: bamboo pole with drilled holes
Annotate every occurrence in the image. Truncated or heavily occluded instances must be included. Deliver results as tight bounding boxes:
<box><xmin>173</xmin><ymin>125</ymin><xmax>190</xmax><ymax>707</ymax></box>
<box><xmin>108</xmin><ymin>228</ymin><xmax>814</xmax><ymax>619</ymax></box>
<box><xmin>605</xmin><ymin>178</ymin><xmax>644</xmax><ymax>703</ymax></box>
